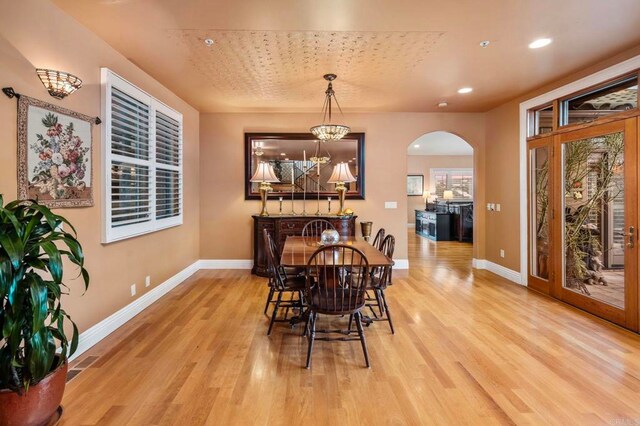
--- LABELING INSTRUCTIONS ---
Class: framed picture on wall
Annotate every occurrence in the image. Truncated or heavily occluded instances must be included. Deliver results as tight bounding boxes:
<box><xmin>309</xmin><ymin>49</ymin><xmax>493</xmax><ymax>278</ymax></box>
<box><xmin>17</xmin><ymin>95</ymin><xmax>94</xmax><ymax>208</ymax></box>
<box><xmin>407</xmin><ymin>174</ymin><xmax>424</xmax><ymax>196</ymax></box>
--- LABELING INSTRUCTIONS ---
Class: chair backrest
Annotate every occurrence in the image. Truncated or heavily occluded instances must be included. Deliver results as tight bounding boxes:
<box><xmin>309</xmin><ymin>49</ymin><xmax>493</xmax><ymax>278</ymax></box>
<box><xmin>302</xmin><ymin>219</ymin><xmax>336</xmax><ymax>238</ymax></box>
<box><xmin>373</xmin><ymin>234</ymin><xmax>395</xmax><ymax>288</ymax></box>
<box><xmin>372</xmin><ymin>228</ymin><xmax>385</xmax><ymax>250</ymax></box>
<box><xmin>306</xmin><ymin>245</ymin><xmax>369</xmax><ymax>314</ymax></box>
<box><xmin>263</xmin><ymin>229</ymin><xmax>286</xmax><ymax>290</ymax></box>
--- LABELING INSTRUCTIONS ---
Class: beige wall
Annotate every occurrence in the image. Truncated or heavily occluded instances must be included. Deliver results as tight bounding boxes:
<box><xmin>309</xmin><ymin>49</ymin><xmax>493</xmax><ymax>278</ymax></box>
<box><xmin>406</xmin><ymin>155</ymin><xmax>474</xmax><ymax>223</ymax></box>
<box><xmin>200</xmin><ymin>113</ymin><xmax>486</xmax><ymax>261</ymax></box>
<box><xmin>0</xmin><ymin>0</ymin><xmax>200</xmax><ymax>332</ymax></box>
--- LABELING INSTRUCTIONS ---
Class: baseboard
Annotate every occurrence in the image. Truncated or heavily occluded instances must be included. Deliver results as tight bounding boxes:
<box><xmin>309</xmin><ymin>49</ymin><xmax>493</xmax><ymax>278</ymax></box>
<box><xmin>70</xmin><ymin>260</ymin><xmax>200</xmax><ymax>361</ymax></box>
<box><xmin>198</xmin><ymin>259</ymin><xmax>253</xmax><ymax>269</ymax></box>
<box><xmin>472</xmin><ymin>258</ymin><xmax>522</xmax><ymax>285</ymax></box>
<box><xmin>394</xmin><ymin>259</ymin><xmax>409</xmax><ymax>269</ymax></box>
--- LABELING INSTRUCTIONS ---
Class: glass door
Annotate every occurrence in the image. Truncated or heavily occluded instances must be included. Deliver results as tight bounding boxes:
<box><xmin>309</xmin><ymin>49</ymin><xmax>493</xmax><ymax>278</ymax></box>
<box><xmin>554</xmin><ymin>118</ymin><xmax>638</xmax><ymax>330</ymax></box>
<box><xmin>528</xmin><ymin>137</ymin><xmax>553</xmax><ymax>294</ymax></box>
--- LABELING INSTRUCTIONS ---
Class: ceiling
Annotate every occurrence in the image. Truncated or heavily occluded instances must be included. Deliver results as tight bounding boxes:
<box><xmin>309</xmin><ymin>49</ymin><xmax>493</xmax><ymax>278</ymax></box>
<box><xmin>408</xmin><ymin>131</ymin><xmax>473</xmax><ymax>156</ymax></box>
<box><xmin>52</xmin><ymin>0</ymin><xmax>640</xmax><ymax>113</ymax></box>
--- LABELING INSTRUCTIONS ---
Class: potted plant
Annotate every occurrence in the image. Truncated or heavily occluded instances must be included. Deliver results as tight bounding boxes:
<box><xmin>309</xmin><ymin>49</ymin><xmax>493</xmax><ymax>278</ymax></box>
<box><xmin>0</xmin><ymin>195</ymin><xmax>89</xmax><ymax>426</ymax></box>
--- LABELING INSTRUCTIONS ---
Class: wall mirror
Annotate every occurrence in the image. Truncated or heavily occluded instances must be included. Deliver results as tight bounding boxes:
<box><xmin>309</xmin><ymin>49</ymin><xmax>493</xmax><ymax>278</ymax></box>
<box><xmin>244</xmin><ymin>133</ymin><xmax>365</xmax><ymax>200</ymax></box>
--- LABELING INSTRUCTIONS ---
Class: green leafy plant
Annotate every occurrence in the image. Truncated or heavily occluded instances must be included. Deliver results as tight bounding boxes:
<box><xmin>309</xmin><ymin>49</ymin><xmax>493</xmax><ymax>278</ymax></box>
<box><xmin>0</xmin><ymin>195</ymin><xmax>89</xmax><ymax>393</ymax></box>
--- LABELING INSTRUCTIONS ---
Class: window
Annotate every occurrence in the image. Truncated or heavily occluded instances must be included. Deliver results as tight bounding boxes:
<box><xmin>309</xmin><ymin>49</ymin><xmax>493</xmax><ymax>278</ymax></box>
<box><xmin>528</xmin><ymin>104</ymin><xmax>554</xmax><ymax>137</ymax></box>
<box><xmin>560</xmin><ymin>74</ymin><xmax>637</xmax><ymax>127</ymax></box>
<box><xmin>430</xmin><ymin>168</ymin><xmax>473</xmax><ymax>200</ymax></box>
<box><xmin>101</xmin><ymin>69</ymin><xmax>183</xmax><ymax>243</ymax></box>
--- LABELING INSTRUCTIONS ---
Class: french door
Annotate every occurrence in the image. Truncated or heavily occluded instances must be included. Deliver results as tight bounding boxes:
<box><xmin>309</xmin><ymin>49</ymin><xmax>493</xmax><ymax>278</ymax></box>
<box><xmin>529</xmin><ymin>118</ymin><xmax>639</xmax><ymax>331</ymax></box>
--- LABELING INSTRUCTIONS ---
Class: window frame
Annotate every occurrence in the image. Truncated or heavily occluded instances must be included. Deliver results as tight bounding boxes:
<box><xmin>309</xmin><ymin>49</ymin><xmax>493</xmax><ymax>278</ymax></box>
<box><xmin>101</xmin><ymin>68</ymin><xmax>183</xmax><ymax>243</ymax></box>
<box><xmin>429</xmin><ymin>168</ymin><xmax>473</xmax><ymax>201</ymax></box>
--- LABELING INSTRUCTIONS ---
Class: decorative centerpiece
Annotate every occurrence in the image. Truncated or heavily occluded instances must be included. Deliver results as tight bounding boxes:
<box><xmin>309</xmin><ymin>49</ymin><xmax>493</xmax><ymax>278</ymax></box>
<box><xmin>320</xmin><ymin>229</ymin><xmax>340</xmax><ymax>245</ymax></box>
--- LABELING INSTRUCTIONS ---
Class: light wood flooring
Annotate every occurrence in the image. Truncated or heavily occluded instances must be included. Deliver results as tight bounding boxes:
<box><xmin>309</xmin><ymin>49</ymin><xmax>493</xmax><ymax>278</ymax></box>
<box><xmin>61</xmin><ymin>233</ymin><xmax>640</xmax><ymax>425</ymax></box>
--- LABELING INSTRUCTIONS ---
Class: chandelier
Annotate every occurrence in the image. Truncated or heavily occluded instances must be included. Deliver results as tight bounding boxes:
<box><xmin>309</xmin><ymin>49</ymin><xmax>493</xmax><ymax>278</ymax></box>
<box><xmin>310</xmin><ymin>74</ymin><xmax>350</xmax><ymax>141</ymax></box>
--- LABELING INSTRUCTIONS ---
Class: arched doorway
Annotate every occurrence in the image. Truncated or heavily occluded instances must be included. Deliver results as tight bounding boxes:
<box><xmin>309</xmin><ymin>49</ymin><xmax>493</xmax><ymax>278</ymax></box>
<box><xmin>407</xmin><ymin>131</ymin><xmax>476</xmax><ymax>269</ymax></box>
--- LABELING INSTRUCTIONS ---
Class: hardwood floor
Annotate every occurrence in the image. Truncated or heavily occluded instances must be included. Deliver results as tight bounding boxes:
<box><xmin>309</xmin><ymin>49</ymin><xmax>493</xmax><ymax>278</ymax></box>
<box><xmin>62</xmin><ymin>233</ymin><xmax>640</xmax><ymax>425</ymax></box>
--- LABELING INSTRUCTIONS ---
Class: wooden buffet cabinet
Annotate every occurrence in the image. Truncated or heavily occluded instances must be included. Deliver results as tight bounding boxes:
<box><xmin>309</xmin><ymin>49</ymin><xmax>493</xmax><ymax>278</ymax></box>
<box><xmin>252</xmin><ymin>215</ymin><xmax>357</xmax><ymax>276</ymax></box>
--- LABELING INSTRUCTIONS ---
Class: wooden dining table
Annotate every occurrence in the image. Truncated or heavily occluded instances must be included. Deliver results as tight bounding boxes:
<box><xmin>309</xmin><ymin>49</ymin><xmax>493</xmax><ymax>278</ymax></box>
<box><xmin>280</xmin><ymin>236</ymin><xmax>393</xmax><ymax>268</ymax></box>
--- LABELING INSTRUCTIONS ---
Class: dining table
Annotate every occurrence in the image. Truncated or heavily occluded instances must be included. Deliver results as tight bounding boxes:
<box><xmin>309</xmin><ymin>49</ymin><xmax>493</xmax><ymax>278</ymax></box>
<box><xmin>280</xmin><ymin>236</ymin><xmax>393</xmax><ymax>268</ymax></box>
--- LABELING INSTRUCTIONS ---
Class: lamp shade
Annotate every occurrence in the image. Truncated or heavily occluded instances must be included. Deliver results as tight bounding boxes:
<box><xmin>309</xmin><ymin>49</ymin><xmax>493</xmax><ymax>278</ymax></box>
<box><xmin>423</xmin><ymin>190</ymin><xmax>431</xmax><ymax>200</ymax></box>
<box><xmin>36</xmin><ymin>69</ymin><xmax>83</xmax><ymax>99</ymax></box>
<box><xmin>250</xmin><ymin>162</ymin><xmax>280</xmax><ymax>183</ymax></box>
<box><xmin>443</xmin><ymin>190</ymin><xmax>454</xmax><ymax>200</ymax></box>
<box><xmin>327</xmin><ymin>162</ymin><xmax>356</xmax><ymax>183</ymax></box>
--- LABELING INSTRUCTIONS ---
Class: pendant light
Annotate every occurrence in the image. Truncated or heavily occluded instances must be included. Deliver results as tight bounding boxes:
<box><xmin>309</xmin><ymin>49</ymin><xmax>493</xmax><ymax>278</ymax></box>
<box><xmin>310</xmin><ymin>74</ymin><xmax>350</xmax><ymax>141</ymax></box>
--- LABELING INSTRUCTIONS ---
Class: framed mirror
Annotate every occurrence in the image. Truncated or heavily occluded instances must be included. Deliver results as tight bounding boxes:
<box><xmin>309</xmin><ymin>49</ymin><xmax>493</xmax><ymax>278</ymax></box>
<box><xmin>244</xmin><ymin>133</ymin><xmax>365</xmax><ymax>200</ymax></box>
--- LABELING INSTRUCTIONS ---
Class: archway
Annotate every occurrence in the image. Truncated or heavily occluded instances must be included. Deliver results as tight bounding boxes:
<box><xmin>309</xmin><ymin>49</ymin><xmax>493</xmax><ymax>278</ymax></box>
<box><xmin>406</xmin><ymin>131</ymin><xmax>476</xmax><ymax>269</ymax></box>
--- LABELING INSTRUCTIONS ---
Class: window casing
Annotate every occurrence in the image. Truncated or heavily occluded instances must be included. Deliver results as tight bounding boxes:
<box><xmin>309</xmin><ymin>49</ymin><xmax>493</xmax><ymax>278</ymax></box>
<box><xmin>101</xmin><ymin>69</ymin><xmax>183</xmax><ymax>243</ymax></box>
<box><xmin>430</xmin><ymin>168</ymin><xmax>473</xmax><ymax>200</ymax></box>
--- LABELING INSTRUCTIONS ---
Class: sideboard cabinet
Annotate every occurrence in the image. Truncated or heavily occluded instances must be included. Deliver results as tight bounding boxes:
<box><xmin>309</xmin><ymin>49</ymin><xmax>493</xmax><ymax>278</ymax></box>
<box><xmin>252</xmin><ymin>215</ymin><xmax>357</xmax><ymax>276</ymax></box>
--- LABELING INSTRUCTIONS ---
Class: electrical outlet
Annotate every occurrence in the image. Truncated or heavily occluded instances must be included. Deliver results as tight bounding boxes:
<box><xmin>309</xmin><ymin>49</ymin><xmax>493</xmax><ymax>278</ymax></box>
<box><xmin>500</xmin><ymin>249</ymin><xmax>505</xmax><ymax>258</ymax></box>
<box><xmin>384</xmin><ymin>201</ymin><xmax>397</xmax><ymax>209</ymax></box>
<box><xmin>496</xmin><ymin>203</ymin><xmax>501</xmax><ymax>212</ymax></box>
<box><xmin>145</xmin><ymin>275</ymin><xmax>151</xmax><ymax>287</ymax></box>
<box><xmin>130</xmin><ymin>284</ymin><xmax>137</xmax><ymax>296</ymax></box>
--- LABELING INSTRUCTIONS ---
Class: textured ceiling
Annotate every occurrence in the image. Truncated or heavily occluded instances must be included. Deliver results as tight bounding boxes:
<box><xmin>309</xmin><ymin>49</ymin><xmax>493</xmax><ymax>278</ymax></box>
<box><xmin>51</xmin><ymin>0</ymin><xmax>640</xmax><ymax>113</ymax></box>
<box><xmin>169</xmin><ymin>29</ymin><xmax>443</xmax><ymax>108</ymax></box>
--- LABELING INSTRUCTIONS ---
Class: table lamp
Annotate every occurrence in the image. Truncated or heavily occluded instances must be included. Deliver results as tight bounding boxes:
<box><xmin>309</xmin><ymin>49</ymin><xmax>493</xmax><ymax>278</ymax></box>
<box><xmin>250</xmin><ymin>162</ymin><xmax>280</xmax><ymax>216</ymax></box>
<box><xmin>443</xmin><ymin>190</ymin><xmax>454</xmax><ymax>210</ymax></box>
<box><xmin>422</xmin><ymin>190</ymin><xmax>431</xmax><ymax>209</ymax></box>
<box><xmin>327</xmin><ymin>162</ymin><xmax>356</xmax><ymax>216</ymax></box>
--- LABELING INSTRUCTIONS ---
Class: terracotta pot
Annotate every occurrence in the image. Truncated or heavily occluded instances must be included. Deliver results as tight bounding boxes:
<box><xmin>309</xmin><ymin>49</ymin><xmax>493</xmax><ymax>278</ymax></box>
<box><xmin>0</xmin><ymin>359</ymin><xmax>67</xmax><ymax>426</ymax></box>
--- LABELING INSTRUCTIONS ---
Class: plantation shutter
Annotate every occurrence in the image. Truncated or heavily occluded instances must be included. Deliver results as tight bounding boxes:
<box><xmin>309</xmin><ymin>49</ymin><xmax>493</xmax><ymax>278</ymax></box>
<box><xmin>155</xmin><ymin>110</ymin><xmax>182</xmax><ymax>221</ymax></box>
<box><xmin>102</xmin><ymin>69</ymin><xmax>183</xmax><ymax>243</ymax></box>
<box><xmin>109</xmin><ymin>87</ymin><xmax>152</xmax><ymax>230</ymax></box>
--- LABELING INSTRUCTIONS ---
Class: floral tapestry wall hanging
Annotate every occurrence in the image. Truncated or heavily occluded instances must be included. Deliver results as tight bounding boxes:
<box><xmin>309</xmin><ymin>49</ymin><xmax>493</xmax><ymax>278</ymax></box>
<box><xmin>18</xmin><ymin>95</ymin><xmax>94</xmax><ymax>208</ymax></box>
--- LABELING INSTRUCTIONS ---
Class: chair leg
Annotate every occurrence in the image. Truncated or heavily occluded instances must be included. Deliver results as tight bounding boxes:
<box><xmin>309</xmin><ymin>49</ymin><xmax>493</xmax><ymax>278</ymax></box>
<box><xmin>268</xmin><ymin>291</ymin><xmax>283</xmax><ymax>336</ymax></box>
<box><xmin>355</xmin><ymin>312</ymin><xmax>370</xmax><ymax>368</ymax></box>
<box><xmin>375</xmin><ymin>289</ymin><xmax>385</xmax><ymax>316</ymax></box>
<box><xmin>348</xmin><ymin>314</ymin><xmax>354</xmax><ymax>332</ymax></box>
<box><xmin>305</xmin><ymin>311</ymin><xmax>317</xmax><ymax>369</ymax></box>
<box><xmin>264</xmin><ymin>287</ymin><xmax>274</xmax><ymax>315</ymax></box>
<box><xmin>379</xmin><ymin>289</ymin><xmax>395</xmax><ymax>335</ymax></box>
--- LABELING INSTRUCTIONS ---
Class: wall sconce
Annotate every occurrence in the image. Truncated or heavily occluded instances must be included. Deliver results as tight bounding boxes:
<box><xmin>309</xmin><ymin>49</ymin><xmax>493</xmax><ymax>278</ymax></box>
<box><xmin>36</xmin><ymin>68</ymin><xmax>83</xmax><ymax>99</ymax></box>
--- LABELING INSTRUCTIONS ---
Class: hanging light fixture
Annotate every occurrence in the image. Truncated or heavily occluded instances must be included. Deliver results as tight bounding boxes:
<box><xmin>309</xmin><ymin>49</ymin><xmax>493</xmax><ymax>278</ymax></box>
<box><xmin>310</xmin><ymin>74</ymin><xmax>350</xmax><ymax>141</ymax></box>
<box><xmin>36</xmin><ymin>69</ymin><xmax>83</xmax><ymax>99</ymax></box>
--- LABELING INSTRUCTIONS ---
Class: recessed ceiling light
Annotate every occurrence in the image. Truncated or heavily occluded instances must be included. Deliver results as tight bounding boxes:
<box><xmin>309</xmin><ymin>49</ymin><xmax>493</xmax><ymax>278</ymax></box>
<box><xmin>479</xmin><ymin>40</ymin><xmax>490</xmax><ymax>48</ymax></box>
<box><xmin>528</xmin><ymin>38</ymin><xmax>552</xmax><ymax>49</ymax></box>
<box><xmin>414</xmin><ymin>144</ymin><xmax>421</xmax><ymax>148</ymax></box>
<box><xmin>280</xmin><ymin>152</ymin><xmax>286</xmax><ymax>156</ymax></box>
<box><xmin>458</xmin><ymin>87</ymin><xmax>473</xmax><ymax>94</ymax></box>
<box><xmin>438</xmin><ymin>102</ymin><xmax>448</xmax><ymax>108</ymax></box>
<box><xmin>204</xmin><ymin>38</ymin><xmax>214</xmax><ymax>46</ymax></box>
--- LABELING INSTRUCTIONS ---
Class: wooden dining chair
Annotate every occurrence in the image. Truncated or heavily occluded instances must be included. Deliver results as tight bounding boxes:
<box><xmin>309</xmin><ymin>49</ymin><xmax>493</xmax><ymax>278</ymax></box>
<box><xmin>302</xmin><ymin>219</ymin><xmax>335</xmax><ymax>238</ymax></box>
<box><xmin>263</xmin><ymin>229</ymin><xmax>306</xmax><ymax>335</ymax></box>
<box><xmin>365</xmin><ymin>234</ymin><xmax>396</xmax><ymax>334</ymax></box>
<box><xmin>372</xmin><ymin>228</ymin><xmax>385</xmax><ymax>250</ymax></box>
<box><xmin>304</xmin><ymin>244</ymin><xmax>371</xmax><ymax>368</ymax></box>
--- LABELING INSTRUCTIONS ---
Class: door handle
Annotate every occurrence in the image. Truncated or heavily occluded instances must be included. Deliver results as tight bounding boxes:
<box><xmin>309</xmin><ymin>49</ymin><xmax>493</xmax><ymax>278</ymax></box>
<box><xmin>626</xmin><ymin>226</ymin><xmax>635</xmax><ymax>248</ymax></box>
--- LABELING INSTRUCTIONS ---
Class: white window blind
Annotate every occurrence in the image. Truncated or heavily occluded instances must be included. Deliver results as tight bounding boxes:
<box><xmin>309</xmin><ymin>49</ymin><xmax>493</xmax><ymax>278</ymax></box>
<box><xmin>430</xmin><ymin>168</ymin><xmax>473</xmax><ymax>200</ymax></box>
<box><xmin>101</xmin><ymin>69</ymin><xmax>183</xmax><ymax>243</ymax></box>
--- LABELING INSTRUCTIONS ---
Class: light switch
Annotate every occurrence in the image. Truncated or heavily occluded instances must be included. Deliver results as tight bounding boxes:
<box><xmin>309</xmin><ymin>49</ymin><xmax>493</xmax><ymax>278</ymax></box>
<box><xmin>496</xmin><ymin>204</ymin><xmax>501</xmax><ymax>212</ymax></box>
<box><xmin>384</xmin><ymin>201</ymin><xmax>398</xmax><ymax>209</ymax></box>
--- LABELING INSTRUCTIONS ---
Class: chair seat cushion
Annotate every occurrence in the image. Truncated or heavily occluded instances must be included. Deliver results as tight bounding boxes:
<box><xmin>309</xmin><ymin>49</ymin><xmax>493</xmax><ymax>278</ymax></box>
<box><xmin>310</xmin><ymin>288</ymin><xmax>364</xmax><ymax>313</ymax></box>
<box><xmin>283</xmin><ymin>275</ymin><xmax>306</xmax><ymax>291</ymax></box>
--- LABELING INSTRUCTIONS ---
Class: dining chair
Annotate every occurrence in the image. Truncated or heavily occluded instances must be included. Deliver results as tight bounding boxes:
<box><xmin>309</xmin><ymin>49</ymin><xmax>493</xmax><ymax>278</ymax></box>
<box><xmin>302</xmin><ymin>219</ymin><xmax>336</xmax><ymax>238</ymax></box>
<box><xmin>263</xmin><ymin>229</ymin><xmax>306</xmax><ymax>335</ymax></box>
<box><xmin>372</xmin><ymin>228</ymin><xmax>385</xmax><ymax>250</ymax></box>
<box><xmin>365</xmin><ymin>234</ymin><xmax>396</xmax><ymax>334</ymax></box>
<box><xmin>304</xmin><ymin>244</ymin><xmax>371</xmax><ymax>368</ymax></box>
